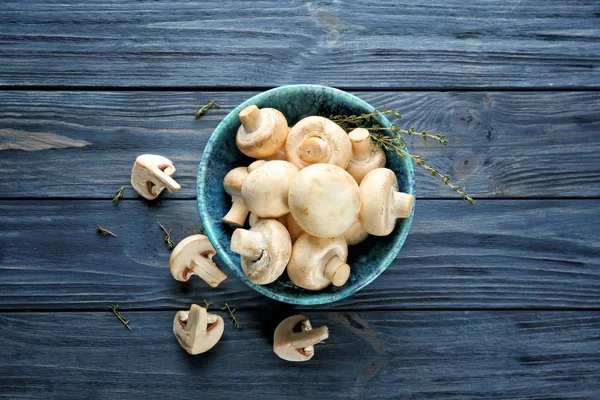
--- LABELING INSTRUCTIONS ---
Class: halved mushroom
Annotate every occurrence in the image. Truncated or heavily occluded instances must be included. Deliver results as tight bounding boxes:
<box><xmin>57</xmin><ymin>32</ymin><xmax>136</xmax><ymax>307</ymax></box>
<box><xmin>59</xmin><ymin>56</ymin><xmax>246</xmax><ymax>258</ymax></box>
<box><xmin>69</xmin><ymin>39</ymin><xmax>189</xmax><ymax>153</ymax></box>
<box><xmin>343</xmin><ymin>218</ymin><xmax>369</xmax><ymax>246</ymax></box>
<box><xmin>242</xmin><ymin>160</ymin><xmax>299</xmax><ymax>218</ymax></box>
<box><xmin>222</xmin><ymin>167</ymin><xmax>249</xmax><ymax>227</ymax></box>
<box><xmin>288</xmin><ymin>163</ymin><xmax>360</xmax><ymax>238</ymax></box>
<box><xmin>173</xmin><ymin>304</ymin><xmax>224</xmax><ymax>355</ymax></box>
<box><xmin>170</xmin><ymin>235</ymin><xmax>227</xmax><ymax>288</ymax></box>
<box><xmin>287</xmin><ymin>233</ymin><xmax>350</xmax><ymax>290</ymax></box>
<box><xmin>236</xmin><ymin>105</ymin><xmax>288</xmax><ymax>158</ymax></box>
<box><xmin>273</xmin><ymin>315</ymin><xmax>329</xmax><ymax>362</ymax></box>
<box><xmin>131</xmin><ymin>154</ymin><xmax>181</xmax><ymax>200</ymax></box>
<box><xmin>345</xmin><ymin>128</ymin><xmax>386</xmax><ymax>184</ymax></box>
<box><xmin>230</xmin><ymin>219</ymin><xmax>292</xmax><ymax>285</ymax></box>
<box><xmin>359</xmin><ymin>168</ymin><xmax>415</xmax><ymax>236</ymax></box>
<box><xmin>285</xmin><ymin>116</ymin><xmax>352</xmax><ymax>169</ymax></box>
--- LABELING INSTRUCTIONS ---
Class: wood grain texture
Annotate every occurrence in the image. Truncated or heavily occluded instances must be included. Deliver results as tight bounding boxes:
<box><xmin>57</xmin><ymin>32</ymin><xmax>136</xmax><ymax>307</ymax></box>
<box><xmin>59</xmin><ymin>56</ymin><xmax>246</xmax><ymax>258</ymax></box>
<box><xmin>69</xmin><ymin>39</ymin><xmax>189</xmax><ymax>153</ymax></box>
<box><xmin>1</xmin><ymin>199</ymin><xmax>598</xmax><ymax>310</ymax></box>
<box><xmin>0</xmin><ymin>311</ymin><xmax>598</xmax><ymax>399</ymax></box>
<box><xmin>1</xmin><ymin>91</ymin><xmax>599</xmax><ymax>199</ymax></box>
<box><xmin>0</xmin><ymin>1</ymin><xmax>599</xmax><ymax>88</ymax></box>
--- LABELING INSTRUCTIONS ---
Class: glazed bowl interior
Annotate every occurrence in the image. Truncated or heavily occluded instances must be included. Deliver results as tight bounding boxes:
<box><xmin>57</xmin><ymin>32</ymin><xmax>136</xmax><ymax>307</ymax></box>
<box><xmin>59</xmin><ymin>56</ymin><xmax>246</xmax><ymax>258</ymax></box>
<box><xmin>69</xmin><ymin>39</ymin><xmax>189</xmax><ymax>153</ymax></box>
<box><xmin>197</xmin><ymin>85</ymin><xmax>415</xmax><ymax>305</ymax></box>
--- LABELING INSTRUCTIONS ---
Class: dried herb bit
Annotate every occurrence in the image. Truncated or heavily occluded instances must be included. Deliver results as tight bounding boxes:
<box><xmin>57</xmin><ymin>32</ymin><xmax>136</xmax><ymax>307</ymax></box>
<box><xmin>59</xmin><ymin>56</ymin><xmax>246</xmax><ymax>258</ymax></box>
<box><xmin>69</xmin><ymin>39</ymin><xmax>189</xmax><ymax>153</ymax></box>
<box><xmin>194</xmin><ymin>99</ymin><xmax>221</xmax><ymax>119</ymax></box>
<box><xmin>330</xmin><ymin>106</ymin><xmax>448</xmax><ymax>145</ymax></box>
<box><xmin>109</xmin><ymin>304</ymin><xmax>132</xmax><ymax>332</ymax></box>
<box><xmin>112</xmin><ymin>186</ymin><xmax>125</xmax><ymax>204</ymax></box>
<box><xmin>157</xmin><ymin>222</ymin><xmax>175</xmax><ymax>250</ymax></box>
<box><xmin>96</xmin><ymin>225</ymin><xmax>117</xmax><ymax>238</ymax></box>
<box><xmin>372</xmin><ymin>133</ymin><xmax>476</xmax><ymax>205</ymax></box>
<box><xmin>203</xmin><ymin>299</ymin><xmax>214</xmax><ymax>310</ymax></box>
<box><xmin>221</xmin><ymin>303</ymin><xmax>241</xmax><ymax>330</ymax></box>
<box><xmin>330</xmin><ymin>106</ymin><xmax>474</xmax><ymax>205</ymax></box>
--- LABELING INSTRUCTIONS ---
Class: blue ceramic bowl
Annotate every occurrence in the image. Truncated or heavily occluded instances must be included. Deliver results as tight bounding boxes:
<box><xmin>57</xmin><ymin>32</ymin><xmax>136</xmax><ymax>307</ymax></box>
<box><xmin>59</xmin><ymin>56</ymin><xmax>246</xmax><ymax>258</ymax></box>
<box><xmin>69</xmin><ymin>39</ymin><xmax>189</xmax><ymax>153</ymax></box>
<box><xmin>197</xmin><ymin>85</ymin><xmax>415</xmax><ymax>305</ymax></box>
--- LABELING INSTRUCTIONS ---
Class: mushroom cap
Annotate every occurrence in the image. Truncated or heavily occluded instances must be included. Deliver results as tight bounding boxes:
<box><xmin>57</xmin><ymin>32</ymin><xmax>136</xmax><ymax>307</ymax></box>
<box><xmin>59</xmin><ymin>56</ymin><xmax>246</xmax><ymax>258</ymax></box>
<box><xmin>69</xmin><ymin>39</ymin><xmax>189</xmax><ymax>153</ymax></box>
<box><xmin>288</xmin><ymin>163</ymin><xmax>360</xmax><ymax>238</ymax></box>
<box><xmin>358</xmin><ymin>168</ymin><xmax>415</xmax><ymax>236</ymax></box>
<box><xmin>247</xmin><ymin>160</ymin><xmax>266</xmax><ymax>173</ymax></box>
<box><xmin>343</xmin><ymin>218</ymin><xmax>369</xmax><ymax>246</ymax></box>
<box><xmin>346</xmin><ymin>128</ymin><xmax>386</xmax><ymax>184</ymax></box>
<box><xmin>287</xmin><ymin>233</ymin><xmax>349</xmax><ymax>291</ymax></box>
<box><xmin>241</xmin><ymin>160</ymin><xmax>299</xmax><ymax>218</ymax></box>
<box><xmin>238</xmin><ymin>219</ymin><xmax>292</xmax><ymax>285</ymax></box>
<box><xmin>285</xmin><ymin>116</ymin><xmax>352</xmax><ymax>169</ymax></box>
<box><xmin>223</xmin><ymin>167</ymin><xmax>248</xmax><ymax>197</ymax></box>
<box><xmin>236</xmin><ymin>106</ymin><xmax>288</xmax><ymax>158</ymax></box>
<box><xmin>131</xmin><ymin>154</ymin><xmax>180</xmax><ymax>200</ymax></box>
<box><xmin>170</xmin><ymin>235</ymin><xmax>227</xmax><ymax>287</ymax></box>
<box><xmin>283</xmin><ymin>213</ymin><xmax>305</xmax><ymax>243</ymax></box>
<box><xmin>173</xmin><ymin>304</ymin><xmax>224</xmax><ymax>355</ymax></box>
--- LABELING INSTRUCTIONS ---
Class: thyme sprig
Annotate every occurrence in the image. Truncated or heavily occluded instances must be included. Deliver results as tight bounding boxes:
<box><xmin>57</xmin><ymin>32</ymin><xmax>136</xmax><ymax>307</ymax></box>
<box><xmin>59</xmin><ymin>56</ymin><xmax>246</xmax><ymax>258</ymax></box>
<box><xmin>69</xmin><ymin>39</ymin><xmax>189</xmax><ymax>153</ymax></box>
<box><xmin>96</xmin><ymin>225</ymin><xmax>117</xmax><ymax>238</ymax></box>
<box><xmin>157</xmin><ymin>222</ymin><xmax>175</xmax><ymax>250</ymax></box>
<box><xmin>203</xmin><ymin>299</ymin><xmax>214</xmax><ymax>310</ymax></box>
<box><xmin>109</xmin><ymin>304</ymin><xmax>132</xmax><ymax>332</ymax></box>
<box><xmin>194</xmin><ymin>99</ymin><xmax>221</xmax><ymax>119</ymax></box>
<box><xmin>221</xmin><ymin>303</ymin><xmax>241</xmax><ymax>330</ymax></box>
<box><xmin>330</xmin><ymin>106</ymin><xmax>474</xmax><ymax>205</ymax></box>
<box><xmin>112</xmin><ymin>186</ymin><xmax>125</xmax><ymax>204</ymax></box>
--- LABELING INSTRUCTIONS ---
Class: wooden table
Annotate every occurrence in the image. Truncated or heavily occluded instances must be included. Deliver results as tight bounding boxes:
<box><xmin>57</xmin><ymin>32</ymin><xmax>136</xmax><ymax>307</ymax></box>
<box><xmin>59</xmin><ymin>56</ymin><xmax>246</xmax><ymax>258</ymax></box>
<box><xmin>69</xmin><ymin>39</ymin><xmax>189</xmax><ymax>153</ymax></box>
<box><xmin>1</xmin><ymin>1</ymin><xmax>599</xmax><ymax>398</ymax></box>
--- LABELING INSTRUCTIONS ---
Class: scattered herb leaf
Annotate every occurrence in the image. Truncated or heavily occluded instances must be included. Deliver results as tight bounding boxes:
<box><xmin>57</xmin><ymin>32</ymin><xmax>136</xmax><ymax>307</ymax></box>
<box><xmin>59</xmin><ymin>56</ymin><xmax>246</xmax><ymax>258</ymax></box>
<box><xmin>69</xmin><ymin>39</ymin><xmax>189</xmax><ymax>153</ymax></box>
<box><xmin>194</xmin><ymin>99</ymin><xmax>221</xmax><ymax>119</ymax></box>
<box><xmin>330</xmin><ymin>106</ymin><xmax>475</xmax><ymax>205</ymax></box>
<box><xmin>112</xmin><ymin>186</ymin><xmax>125</xmax><ymax>204</ymax></box>
<box><xmin>109</xmin><ymin>304</ymin><xmax>132</xmax><ymax>332</ymax></box>
<box><xmin>203</xmin><ymin>299</ymin><xmax>213</xmax><ymax>310</ymax></box>
<box><xmin>221</xmin><ymin>303</ymin><xmax>241</xmax><ymax>330</ymax></box>
<box><xmin>96</xmin><ymin>225</ymin><xmax>117</xmax><ymax>238</ymax></box>
<box><xmin>158</xmin><ymin>222</ymin><xmax>175</xmax><ymax>250</ymax></box>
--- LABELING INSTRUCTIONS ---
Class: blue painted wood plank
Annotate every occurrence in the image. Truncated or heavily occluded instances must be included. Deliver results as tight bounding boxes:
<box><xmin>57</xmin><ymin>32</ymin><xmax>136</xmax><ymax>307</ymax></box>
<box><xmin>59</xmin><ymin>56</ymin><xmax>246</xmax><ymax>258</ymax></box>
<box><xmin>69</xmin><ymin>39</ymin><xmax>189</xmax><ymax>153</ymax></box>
<box><xmin>0</xmin><ymin>1</ymin><xmax>599</xmax><ymax>88</ymax></box>
<box><xmin>0</xmin><ymin>199</ymin><xmax>598</xmax><ymax>310</ymax></box>
<box><xmin>0</xmin><ymin>311</ymin><xmax>598</xmax><ymax>399</ymax></box>
<box><xmin>1</xmin><ymin>91</ymin><xmax>599</xmax><ymax>199</ymax></box>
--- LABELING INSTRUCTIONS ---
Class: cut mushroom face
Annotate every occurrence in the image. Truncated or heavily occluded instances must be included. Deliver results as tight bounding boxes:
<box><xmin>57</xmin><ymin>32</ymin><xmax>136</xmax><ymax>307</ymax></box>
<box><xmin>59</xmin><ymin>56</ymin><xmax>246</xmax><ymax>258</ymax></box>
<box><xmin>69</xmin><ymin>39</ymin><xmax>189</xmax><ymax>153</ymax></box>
<box><xmin>222</xmin><ymin>167</ymin><xmax>249</xmax><ymax>227</ymax></box>
<box><xmin>288</xmin><ymin>163</ymin><xmax>360</xmax><ymax>238</ymax></box>
<box><xmin>273</xmin><ymin>315</ymin><xmax>329</xmax><ymax>362</ymax></box>
<box><xmin>236</xmin><ymin>105</ymin><xmax>288</xmax><ymax>158</ymax></box>
<box><xmin>170</xmin><ymin>235</ymin><xmax>227</xmax><ymax>288</ymax></box>
<box><xmin>285</xmin><ymin>116</ymin><xmax>352</xmax><ymax>169</ymax></box>
<box><xmin>345</xmin><ymin>128</ymin><xmax>386</xmax><ymax>184</ymax></box>
<box><xmin>241</xmin><ymin>160</ymin><xmax>299</xmax><ymax>218</ymax></box>
<box><xmin>230</xmin><ymin>219</ymin><xmax>292</xmax><ymax>285</ymax></box>
<box><xmin>359</xmin><ymin>168</ymin><xmax>415</xmax><ymax>236</ymax></box>
<box><xmin>173</xmin><ymin>304</ymin><xmax>224</xmax><ymax>355</ymax></box>
<box><xmin>287</xmin><ymin>233</ymin><xmax>350</xmax><ymax>291</ymax></box>
<box><xmin>131</xmin><ymin>154</ymin><xmax>181</xmax><ymax>200</ymax></box>
<box><xmin>343</xmin><ymin>218</ymin><xmax>369</xmax><ymax>246</ymax></box>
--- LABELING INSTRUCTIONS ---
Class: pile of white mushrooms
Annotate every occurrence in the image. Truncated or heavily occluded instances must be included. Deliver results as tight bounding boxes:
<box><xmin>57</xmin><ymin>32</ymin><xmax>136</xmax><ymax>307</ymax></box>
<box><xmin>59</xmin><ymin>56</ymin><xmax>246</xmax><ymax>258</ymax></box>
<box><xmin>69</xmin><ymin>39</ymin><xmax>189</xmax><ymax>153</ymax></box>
<box><xmin>223</xmin><ymin>105</ymin><xmax>415</xmax><ymax>291</ymax></box>
<box><xmin>127</xmin><ymin>104</ymin><xmax>413</xmax><ymax>361</ymax></box>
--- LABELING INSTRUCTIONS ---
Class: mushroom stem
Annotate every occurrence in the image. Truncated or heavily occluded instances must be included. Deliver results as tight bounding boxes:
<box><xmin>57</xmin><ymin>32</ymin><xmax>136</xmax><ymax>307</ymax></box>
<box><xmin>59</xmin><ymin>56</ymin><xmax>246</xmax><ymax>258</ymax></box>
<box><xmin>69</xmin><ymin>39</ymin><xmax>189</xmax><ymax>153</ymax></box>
<box><xmin>324</xmin><ymin>256</ymin><xmax>351</xmax><ymax>287</ymax></box>
<box><xmin>239</xmin><ymin>105</ymin><xmax>262</xmax><ymax>133</ymax></box>
<box><xmin>231</xmin><ymin>229</ymin><xmax>267</xmax><ymax>260</ymax></box>
<box><xmin>297</xmin><ymin>137</ymin><xmax>330</xmax><ymax>163</ymax></box>
<box><xmin>151</xmin><ymin>166</ymin><xmax>181</xmax><ymax>192</ymax></box>
<box><xmin>222</xmin><ymin>198</ymin><xmax>249</xmax><ymax>227</ymax></box>
<box><xmin>349</xmin><ymin>128</ymin><xmax>371</xmax><ymax>162</ymax></box>
<box><xmin>393</xmin><ymin>192</ymin><xmax>415</xmax><ymax>219</ymax></box>
<box><xmin>190</xmin><ymin>258</ymin><xmax>228</xmax><ymax>288</ymax></box>
<box><xmin>290</xmin><ymin>326</ymin><xmax>329</xmax><ymax>349</ymax></box>
<box><xmin>186</xmin><ymin>304</ymin><xmax>204</xmax><ymax>331</ymax></box>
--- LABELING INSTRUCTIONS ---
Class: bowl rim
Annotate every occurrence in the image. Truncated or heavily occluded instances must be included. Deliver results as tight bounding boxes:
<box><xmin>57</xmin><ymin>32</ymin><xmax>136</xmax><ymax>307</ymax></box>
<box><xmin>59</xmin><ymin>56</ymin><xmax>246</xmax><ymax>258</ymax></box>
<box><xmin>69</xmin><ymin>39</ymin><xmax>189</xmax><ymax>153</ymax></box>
<box><xmin>197</xmin><ymin>84</ymin><xmax>415</xmax><ymax>305</ymax></box>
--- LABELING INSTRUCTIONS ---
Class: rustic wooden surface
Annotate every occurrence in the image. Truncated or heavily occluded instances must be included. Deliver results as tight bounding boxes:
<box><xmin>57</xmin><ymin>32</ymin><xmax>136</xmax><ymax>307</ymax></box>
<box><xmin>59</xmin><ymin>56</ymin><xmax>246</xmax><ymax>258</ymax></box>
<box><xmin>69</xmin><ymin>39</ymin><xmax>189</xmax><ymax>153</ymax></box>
<box><xmin>0</xmin><ymin>0</ymin><xmax>599</xmax><ymax>398</ymax></box>
<box><xmin>1</xmin><ymin>0</ymin><xmax>599</xmax><ymax>88</ymax></box>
